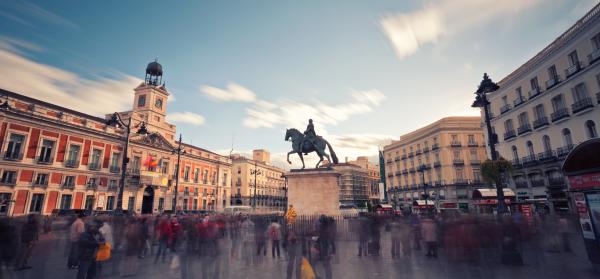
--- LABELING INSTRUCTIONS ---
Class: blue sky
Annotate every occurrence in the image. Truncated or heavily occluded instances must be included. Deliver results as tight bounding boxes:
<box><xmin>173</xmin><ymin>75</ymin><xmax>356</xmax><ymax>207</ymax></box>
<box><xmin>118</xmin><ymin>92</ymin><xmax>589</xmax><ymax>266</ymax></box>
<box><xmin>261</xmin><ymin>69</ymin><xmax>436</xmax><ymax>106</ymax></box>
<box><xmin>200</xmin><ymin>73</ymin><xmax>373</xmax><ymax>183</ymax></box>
<box><xmin>0</xmin><ymin>0</ymin><xmax>597</xmax><ymax>168</ymax></box>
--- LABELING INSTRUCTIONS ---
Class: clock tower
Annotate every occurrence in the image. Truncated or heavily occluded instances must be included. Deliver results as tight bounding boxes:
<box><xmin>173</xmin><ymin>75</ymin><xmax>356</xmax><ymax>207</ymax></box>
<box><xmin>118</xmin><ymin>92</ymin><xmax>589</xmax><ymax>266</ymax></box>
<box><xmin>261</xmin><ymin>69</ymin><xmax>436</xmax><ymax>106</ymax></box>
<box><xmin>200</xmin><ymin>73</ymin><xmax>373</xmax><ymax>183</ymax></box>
<box><xmin>130</xmin><ymin>60</ymin><xmax>176</xmax><ymax>141</ymax></box>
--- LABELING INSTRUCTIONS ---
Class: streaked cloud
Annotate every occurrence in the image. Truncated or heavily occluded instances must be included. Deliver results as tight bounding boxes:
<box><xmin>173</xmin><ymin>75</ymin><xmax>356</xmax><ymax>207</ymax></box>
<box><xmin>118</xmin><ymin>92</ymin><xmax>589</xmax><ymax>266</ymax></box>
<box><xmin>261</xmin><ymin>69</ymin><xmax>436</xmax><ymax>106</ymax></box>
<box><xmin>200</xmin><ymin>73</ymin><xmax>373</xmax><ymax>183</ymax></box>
<box><xmin>0</xmin><ymin>37</ymin><xmax>139</xmax><ymax>116</ymax></box>
<box><xmin>380</xmin><ymin>0</ymin><xmax>539</xmax><ymax>60</ymax></box>
<box><xmin>166</xmin><ymin>111</ymin><xmax>206</xmax><ymax>126</ymax></box>
<box><xmin>201</xmin><ymin>82</ymin><xmax>256</xmax><ymax>103</ymax></box>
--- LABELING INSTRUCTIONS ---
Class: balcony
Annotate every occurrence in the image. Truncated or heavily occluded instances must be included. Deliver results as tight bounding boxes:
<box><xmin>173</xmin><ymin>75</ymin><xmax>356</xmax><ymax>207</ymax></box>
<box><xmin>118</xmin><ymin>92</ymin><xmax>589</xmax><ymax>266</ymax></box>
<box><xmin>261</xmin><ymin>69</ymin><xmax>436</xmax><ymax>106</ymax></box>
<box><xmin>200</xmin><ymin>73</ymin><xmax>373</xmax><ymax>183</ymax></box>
<box><xmin>467</xmin><ymin>141</ymin><xmax>478</xmax><ymax>147</ymax></box>
<box><xmin>37</xmin><ymin>156</ymin><xmax>54</xmax><ymax>165</ymax></box>
<box><xmin>470</xmin><ymin>159</ymin><xmax>481</xmax><ymax>165</ymax></box>
<box><xmin>537</xmin><ymin>150</ymin><xmax>557</xmax><ymax>162</ymax></box>
<box><xmin>450</xmin><ymin>141</ymin><xmax>462</xmax><ymax>147</ymax></box>
<box><xmin>88</xmin><ymin>162</ymin><xmax>101</xmax><ymax>171</ymax></box>
<box><xmin>517</xmin><ymin>123</ymin><xmax>532</xmax><ymax>135</ymax></box>
<box><xmin>565</xmin><ymin>61</ymin><xmax>582</xmax><ymax>78</ymax></box>
<box><xmin>452</xmin><ymin>158</ymin><xmax>464</xmax><ymax>165</ymax></box>
<box><xmin>183</xmin><ymin>191</ymin><xmax>190</xmax><ymax>197</ymax></box>
<box><xmin>548</xmin><ymin>177</ymin><xmax>566</xmax><ymax>187</ymax></box>
<box><xmin>62</xmin><ymin>182</ymin><xmax>75</xmax><ymax>189</ymax></box>
<box><xmin>513</xmin><ymin>96</ymin><xmax>526</xmax><ymax>107</ymax></box>
<box><xmin>503</xmin><ymin>130</ymin><xmax>516</xmax><ymax>140</ymax></box>
<box><xmin>588</xmin><ymin>49</ymin><xmax>600</xmax><ymax>65</ymax></box>
<box><xmin>423</xmin><ymin>146</ymin><xmax>430</xmax><ymax>153</ymax></box>
<box><xmin>500</xmin><ymin>104</ymin><xmax>512</xmax><ymax>114</ymax></box>
<box><xmin>545</xmin><ymin>76</ymin><xmax>560</xmax><ymax>90</ymax></box>
<box><xmin>511</xmin><ymin>158</ymin><xmax>522</xmax><ymax>169</ymax></box>
<box><xmin>415</xmin><ymin>149</ymin><xmax>422</xmax><ymax>155</ymax></box>
<box><xmin>109</xmin><ymin>166</ymin><xmax>120</xmax><ymax>173</ymax></box>
<box><xmin>394</xmin><ymin>157</ymin><xmax>400</xmax><ymax>162</ymax></box>
<box><xmin>530</xmin><ymin>179</ymin><xmax>546</xmax><ymax>187</ymax></box>
<box><xmin>515</xmin><ymin>181</ymin><xmax>528</xmax><ymax>188</ymax></box>
<box><xmin>127</xmin><ymin>168</ymin><xmax>140</xmax><ymax>176</ymax></box>
<box><xmin>528</xmin><ymin>87</ymin><xmax>542</xmax><ymax>99</ymax></box>
<box><xmin>409</xmin><ymin>167</ymin><xmax>415</xmax><ymax>173</ymax></box>
<box><xmin>402</xmin><ymin>169</ymin><xmax>408</xmax><ymax>174</ymax></box>
<box><xmin>431</xmin><ymin>143</ymin><xmax>439</xmax><ymax>150</ymax></box>
<box><xmin>64</xmin><ymin>159</ymin><xmax>79</xmax><ymax>168</ymax></box>
<box><xmin>433</xmin><ymin>161</ymin><xmax>441</xmax><ymax>168</ymax></box>
<box><xmin>571</xmin><ymin>97</ymin><xmax>594</xmax><ymax>114</ymax></box>
<box><xmin>0</xmin><ymin>177</ymin><xmax>16</xmax><ymax>186</ymax></box>
<box><xmin>532</xmin><ymin>117</ymin><xmax>549</xmax><ymax>129</ymax></box>
<box><xmin>401</xmin><ymin>154</ymin><xmax>407</xmax><ymax>160</ymax></box>
<box><xmin>387</xmin><ymin>173</ymin><xmax>393</xmax><ymax>178</ymax></box>
<box><xmin>408</xmin><ymin>152</ymin><xmax>414</xmax><ymax>158</ymax></box>
<box><xmin>86</xmin><ymin>182</ymin><xmax>97</xmax><ymax>190</ymax></box>
<box><xmin>33</xmin><ymin>180</ymin><xmax>48</xmax><ymax>188</ymax></box>
<box><xmin>386</xmin><ymin>159</ymin><xmax>392</xmax><ymax>164</ymax></box>
<box><xmin>557</xmin><ymin>144</ymin><xmax>574</xmax><ymax>158</ymax></box>
<box><xmin>453</xmin><ymin>179</ymin><xmax>469</xmax><ymax>185</ymax></box>
<box><xmin>3</xmin><ymin>151</ymin><xmax>23</xmax><ymax>161</ymax></box>
<box><xmin>521</xmin><ymin>155</ymin><xmax>538</xmax><ymax>166</ymax></box>
<box><xmin>395</xmin><ymin>171</ymin><xmax>401</xmax><ymax>176</ymax></box>
<box><xmin>551</xmin><ymin>108</ymin><xmax>569</xmax><ymax>122</ymax></box>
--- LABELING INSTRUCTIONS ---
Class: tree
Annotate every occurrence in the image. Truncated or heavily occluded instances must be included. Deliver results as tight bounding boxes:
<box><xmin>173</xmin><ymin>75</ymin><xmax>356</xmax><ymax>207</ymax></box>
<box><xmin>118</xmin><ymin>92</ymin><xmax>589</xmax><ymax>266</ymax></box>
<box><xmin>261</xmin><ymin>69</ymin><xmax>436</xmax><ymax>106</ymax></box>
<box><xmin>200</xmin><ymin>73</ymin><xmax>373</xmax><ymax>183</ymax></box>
<box><xmin>481</xmin><ymin>158</ymin><xmax>513</xmax><ymax>185</ymax></box>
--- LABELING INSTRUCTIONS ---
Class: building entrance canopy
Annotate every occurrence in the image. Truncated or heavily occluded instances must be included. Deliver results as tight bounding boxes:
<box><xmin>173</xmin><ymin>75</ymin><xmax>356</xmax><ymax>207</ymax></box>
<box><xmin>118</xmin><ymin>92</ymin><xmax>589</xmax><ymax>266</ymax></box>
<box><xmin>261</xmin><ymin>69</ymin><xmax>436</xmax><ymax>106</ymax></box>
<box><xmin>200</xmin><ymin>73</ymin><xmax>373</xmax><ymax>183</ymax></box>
<box><xmin>563</xmin><ymin>138</ymin><xmax>600</xmax><ymax>191</ymax></box>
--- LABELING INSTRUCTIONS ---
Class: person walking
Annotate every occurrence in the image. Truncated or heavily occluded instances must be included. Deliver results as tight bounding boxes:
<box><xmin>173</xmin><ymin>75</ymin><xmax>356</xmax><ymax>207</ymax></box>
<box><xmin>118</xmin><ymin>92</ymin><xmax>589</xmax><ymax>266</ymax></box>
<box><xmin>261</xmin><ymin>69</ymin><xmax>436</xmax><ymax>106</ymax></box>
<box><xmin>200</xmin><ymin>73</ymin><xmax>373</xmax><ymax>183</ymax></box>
<box><xmin>15</xmin><ymin>214</ymin><xmax>38</xmax><ymax>271</ymax></box>
<box><xmin>268</xmin><ymin>219</ymin><xmax>282</xmax><ymax>258</ymax></box>
<box><xmin>154</xmin><ymin>216</ymin><xmax>172</xmax><ymax>264</ymax></box>
<box><xmin>389</xmin><ymin>217</ymin><xmax>401</xmax><ymax>258</ymax></box>
<box><xmin>357</xmin><ymin>215</ymin><xmax>369</xmax><ymax>257</ymax></box>
<box><xmin>421</xmin><ymin>216</ymin><xmax>438</xmax><ymax>258</ymax></box>
<box><xmin>68</xmin><ymin>212</ymin><xmax>86</xmax><ymax>269</ymax></box>
<box><xmin>76</xmin><ymin>222</ymin><xmax>104</xmax><ymax>279</ymax></box>
<box><xmin>240</xmin><ymin>216</ymin><xmax>255</xmax><ymax>267</ymax></box>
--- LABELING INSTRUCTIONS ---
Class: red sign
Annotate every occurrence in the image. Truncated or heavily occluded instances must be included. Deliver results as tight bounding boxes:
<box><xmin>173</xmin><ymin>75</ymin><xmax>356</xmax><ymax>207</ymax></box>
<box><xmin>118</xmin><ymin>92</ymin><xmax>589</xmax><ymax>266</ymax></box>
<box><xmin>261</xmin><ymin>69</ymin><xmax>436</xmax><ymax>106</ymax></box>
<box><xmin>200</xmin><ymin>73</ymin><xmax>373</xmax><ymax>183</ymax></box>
<box><xmin>441</xmin><ymin>203</ymin><xmax>458</xmax><ymax>209</ymax></box>
<box><xmin>473</xmin><ymin>199</ymin><xmax>513</xmax><ymax>205</ymax></box>
<box><xmin>568</xmin><ymin>172</ymin><xmax>600</xmax><ymax>191</ymax></box>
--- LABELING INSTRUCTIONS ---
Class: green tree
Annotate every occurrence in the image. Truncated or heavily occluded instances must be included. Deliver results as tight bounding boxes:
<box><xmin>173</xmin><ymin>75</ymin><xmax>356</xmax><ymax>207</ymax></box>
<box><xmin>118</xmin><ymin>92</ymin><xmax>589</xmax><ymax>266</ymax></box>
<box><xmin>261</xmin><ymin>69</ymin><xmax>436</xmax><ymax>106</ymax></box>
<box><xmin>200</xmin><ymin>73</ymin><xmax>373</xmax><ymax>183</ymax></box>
<box><xmin>480</xmin><ymin>158</ymin><xmax>513</xmax><ymax>185</ymax></box>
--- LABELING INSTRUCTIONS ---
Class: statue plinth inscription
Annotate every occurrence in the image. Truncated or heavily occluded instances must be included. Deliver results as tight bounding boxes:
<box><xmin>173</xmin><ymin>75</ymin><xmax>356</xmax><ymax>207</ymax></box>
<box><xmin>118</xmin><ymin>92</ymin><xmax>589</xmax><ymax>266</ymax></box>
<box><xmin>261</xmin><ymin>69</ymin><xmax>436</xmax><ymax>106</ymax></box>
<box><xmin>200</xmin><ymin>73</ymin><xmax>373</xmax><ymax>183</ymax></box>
<box><xmin>285</xmin><ymin>169</ymin><xmax>340</xmax><ymax>216</ymax></box>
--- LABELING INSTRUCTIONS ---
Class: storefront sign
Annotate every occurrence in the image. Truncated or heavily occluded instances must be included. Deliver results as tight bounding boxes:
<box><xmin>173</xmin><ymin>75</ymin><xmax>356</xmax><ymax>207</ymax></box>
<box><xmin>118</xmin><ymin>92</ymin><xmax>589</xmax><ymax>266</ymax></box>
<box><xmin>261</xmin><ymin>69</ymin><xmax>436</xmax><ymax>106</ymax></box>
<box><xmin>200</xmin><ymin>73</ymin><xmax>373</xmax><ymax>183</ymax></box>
<box><xmin>568</xmin><ymin>172</ymin><xmax>600</xmax><ymax>191</ymax></box>
<box><xmin>473</xmin><ymin>199</ymin><xmax>512</xmax><ymax>205</ymax></box>
<box><xmin>575</xmin><ymin>192</ymin><xmax>594</xmax><ymax>239</ymax></box>
<box><xmin>586</xmin><ymin>193</ymin><xmax>600</xmax><ymax>240</ymax></box>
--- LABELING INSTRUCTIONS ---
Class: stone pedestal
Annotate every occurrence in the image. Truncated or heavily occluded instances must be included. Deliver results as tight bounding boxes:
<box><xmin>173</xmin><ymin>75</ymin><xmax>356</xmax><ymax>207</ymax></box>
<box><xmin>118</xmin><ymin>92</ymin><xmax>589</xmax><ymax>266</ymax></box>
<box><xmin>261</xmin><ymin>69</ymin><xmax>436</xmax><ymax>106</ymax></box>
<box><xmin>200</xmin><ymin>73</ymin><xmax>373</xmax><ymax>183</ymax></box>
<box><xmin>285</xmin><ymin>168</ymin><xmax>340</xmax><ymax>216</ymax></box>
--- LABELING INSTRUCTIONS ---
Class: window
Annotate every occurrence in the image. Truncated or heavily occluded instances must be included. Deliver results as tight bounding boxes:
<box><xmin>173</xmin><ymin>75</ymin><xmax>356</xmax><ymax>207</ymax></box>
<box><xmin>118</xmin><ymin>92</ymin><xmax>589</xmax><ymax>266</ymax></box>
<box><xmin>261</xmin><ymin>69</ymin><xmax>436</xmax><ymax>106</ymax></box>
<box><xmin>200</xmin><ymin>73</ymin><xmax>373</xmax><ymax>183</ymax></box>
<box><xmin>66</xmin><ymin>144</ymin><xmax>80</xmax><ymax>164</ymax></box>
<box><xmin>110</xmin><ymin>152</ymin><xmax>120</xmax><ymax>170</ymax></box>
<box><xmin>568</xmin><ymin>50</ymin><xmax>579</xmax><ymax>66</ymax></box>
<box><xmin>530</xmin><ymin>77</ymin><xmax>539</xmax><ymax>91</ymax></box>
<box><xmin>161</xmin><ymin>162</ymin><xmax>169</xmax><ymax>174</ymax></box>
<box><xmin>29</xmin><ymin>194</ymin><xmax>45</xmax><ymax>213</ymax></box>
<box><xmin>194</xmin><ymin>168</ymin><xmax>199</xmax><ymax>182</ymax></box>
<box><xmin>467</xmin><ymin>135</ymin><xmax>475</xmax><ymax>144</ymax></box>
<box><xmin>85</xmin><ymin>195</ymin><xmax>94</xmax><ymax>210</ymax></box>
<box><xmin>59</xmin><ymin>194</ymin><xmax>72</xmax><ymax>210</ymax></box>
<box><xmin>0</xmin><ymin>193</ymin><xmax>11</xmax><ymax>214</ymax></box>
<box><xmin>511</xmin><ymin>146</ymin><xmax>519</xmax><ymax>161</ymax></box>
<box><xmin>203</xmin><ymin>169</ymin><xmax>209</xmax><ymax>183</ymax></box>
<box><xmin>502</xmin><ymin>96</ymin><xmax>508</xmax><ymax>105</ymax></box>
<box><xmin>193</xmin><ymin>199</ymin><xmax>198</xmax><ymax>210</ymax></box>
<box><xmin>109</xmin><ymin>180</ymin><xmax>117</xmax><ymax>189</ymax></box>
<box><xmin>548</xmin><ymin>65</ymin><xmax>558</xmax><ymax>79</ymax></box>
<box><xmin>542</xmin><ymin>135</ymin><xmax>552</xmax><ymax>153</ymax></box>
<box><xmin>469</xmin><ymin>149</ymin><xmax>477</xmax><ymax>160</ymax></box>
<box><xmin>562</xmin><ymin>129</ymin><xmax>573</xmax><ymax>146</ymax></box>
<box><xmin>455</xmin><ymin>168</ymin><xmax>464</xmax><ymax>181</ymax></box>
<box><xmin>64</xmin><ymin>175</ymin><xmax>75</xmax><ymax>187</ymax></box>
<box><xmin>504</xmin><ymin>119</ymin><xmax>514</xmax><ymax>132</ymax></box>
<box><xmin>202</xmin><ymin>199</ymin><xmax>207</xmax><ymax>210</ymax></box>
<box><xmin>34</xmin><ymin>173</ymin><xmax>49</xmax><ymax>186</ymax></box>
<box><xmin>534</xmin><ymin>104</ymin><xmax>546</xmax><ymax>120</ymax></box>
<box><xmin>5</xmin><ymin>134</ymin><xmax>25</xmax><ymax>160</ymax></box>
<box><xmin>106</xmin><ymin>196</ymin><xmax>115</xmax><ymax>210</ymax></box>
<box><xmin>222</xmin><ymin>173</ymin><xmax>228</xmax><ymax>186</ymax></box>
<box><xmin>453</xmin><ymin>150</ymin><xmax>461</xmax><ymax>160</ymax></box>
<box><xmin>526</xmin><ymin>141</ymin><xmax>535</xmax><ymax>157</ymax></box>
<box><xmin>518</xmin><ymin>112</ymin><xmax>529</xmax><ymax>127</ymax></box>
<box><xmin>90</xmin><ymin>149</ymin><xmax>102</xmax><ymax>168</ymax></box>
<box><xmin>127</xmin><ymin>196</ymin><xmax>135</xmax><ymax>211</ymax></box>
<box><xmin>38</xmin><ymin>139</ymin><xmax>55</xmax><ymax>163</ymax></box>
<box><xmin>138</xmin><ymin>95</ymin><xmax>146</xmax><ymax>107</ymax></box>
<box><xmin>1</xmin><ymin>170</ymin><xmax>17</xmax><ymax>185</ymax></box>
<box><xmin>516</xmin><ymin>87</ymin><xmax>523</xmax><ymax>99</ymax></box>
<box><xmin>158</xmin><ymin>198</ymin><xmax>164</xmax><ymax>211</ymax></box>
<box><xmin>572</xmin><ymin>83</ymin><xmax>589</xmax><ymax>102</ymax></box>
<box><xmin>155</xmin><ymin>98</ymin><xmax>163</xmax><ymax>109</ymax></box>
<box><xmin>184</xmin><ymin>166</ymin><xmax>190</xmax><ymax>180</ymax></box>
<box><xmin>552</xmin><ymin>95</ymin><xmax>566</xmax><ymax>111</ymax></box>
<box><xmin>132</xmin><ymin>156</ymin><xmax>141</xmax><ymax>171</ymax></box>
<box><xmin>473</xmin><ymin>168</ymin><xmax>481</xmax><ymax>182</ymax></box>
<box><xmin>586</xmin><ymin>120</ymin><xmax>598</xmax><ymax>139</ymax></box>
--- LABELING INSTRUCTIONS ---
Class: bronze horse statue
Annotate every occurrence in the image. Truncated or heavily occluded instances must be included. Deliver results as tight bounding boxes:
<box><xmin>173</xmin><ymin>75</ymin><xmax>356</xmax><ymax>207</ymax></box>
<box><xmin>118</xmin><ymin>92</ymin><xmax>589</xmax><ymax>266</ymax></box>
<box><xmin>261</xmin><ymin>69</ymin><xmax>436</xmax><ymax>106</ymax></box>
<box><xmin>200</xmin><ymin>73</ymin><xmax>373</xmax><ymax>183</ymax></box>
<box><xmin>285</xmin><ymin>128</ymin><xmax>339</xmax><ymax>169</ymax></box>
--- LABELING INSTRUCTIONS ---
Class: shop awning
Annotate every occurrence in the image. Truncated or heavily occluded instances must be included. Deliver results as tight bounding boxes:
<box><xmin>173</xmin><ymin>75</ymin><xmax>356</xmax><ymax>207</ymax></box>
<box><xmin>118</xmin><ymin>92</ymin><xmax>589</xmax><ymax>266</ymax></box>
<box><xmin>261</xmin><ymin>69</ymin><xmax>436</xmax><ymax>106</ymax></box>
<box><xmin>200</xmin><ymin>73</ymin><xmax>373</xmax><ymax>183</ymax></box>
<box><xmin>412</xmin><ymin>200</ymin><xmax>435</xmax><ymax>207</ymax></box>
<box><xmin>472</xmin><ymin>188</ymin><xmax>516</xmax><ymax>199</ymax></box>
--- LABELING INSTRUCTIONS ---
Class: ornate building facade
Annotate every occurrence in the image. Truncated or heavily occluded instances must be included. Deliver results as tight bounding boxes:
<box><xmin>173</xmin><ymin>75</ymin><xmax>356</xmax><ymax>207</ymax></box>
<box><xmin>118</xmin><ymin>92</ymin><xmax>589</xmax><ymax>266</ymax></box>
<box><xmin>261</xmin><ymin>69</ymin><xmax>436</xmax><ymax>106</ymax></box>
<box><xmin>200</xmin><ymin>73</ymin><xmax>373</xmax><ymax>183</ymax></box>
<box><xmin>0</xmin><ymin>61</ymin><xmax>232</xmax><ymax>216</ymax></box>
<box><xmin>230</xmin><ymin>150</ymin><xmax>286</xmax><ymax>211</ymax></box>
<box><xmin>384</xmin><ymin>117</ymin><xmax>488</xmax><ymax>211</ymax></box>
<box><xmin>484</xmin><ymin>4</ymin><xmax>600</xmax><ymax>212</ymax></box>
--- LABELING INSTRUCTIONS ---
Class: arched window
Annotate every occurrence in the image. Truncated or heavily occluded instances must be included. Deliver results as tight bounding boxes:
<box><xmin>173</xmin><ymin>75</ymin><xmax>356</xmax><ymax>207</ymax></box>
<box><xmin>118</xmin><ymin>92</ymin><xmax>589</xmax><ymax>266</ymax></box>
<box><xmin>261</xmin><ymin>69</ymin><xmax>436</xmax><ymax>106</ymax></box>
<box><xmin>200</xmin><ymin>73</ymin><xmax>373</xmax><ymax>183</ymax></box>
<box><xmin>511</xmin><ymin>146</ymin><xmax>519</xmax><ymax>161</ymax></box>
<box><xmin>526</xmin><ymin>141</ymin><xmax>535</xmax><ymax>157</ymax></box>
<box><xmin>586</xmin><ymin>120</ymin><xmax>598</xmax><ymax>139</ymax></box>
<box><xmin>542</xmin><ymin>135</ymin><xmax>552</xmax><ymax>153</ymax></box>
<box><xmin>562</xmin><ymin>128</ymin><xmax>573</xmax><ymax>147</ymax></box>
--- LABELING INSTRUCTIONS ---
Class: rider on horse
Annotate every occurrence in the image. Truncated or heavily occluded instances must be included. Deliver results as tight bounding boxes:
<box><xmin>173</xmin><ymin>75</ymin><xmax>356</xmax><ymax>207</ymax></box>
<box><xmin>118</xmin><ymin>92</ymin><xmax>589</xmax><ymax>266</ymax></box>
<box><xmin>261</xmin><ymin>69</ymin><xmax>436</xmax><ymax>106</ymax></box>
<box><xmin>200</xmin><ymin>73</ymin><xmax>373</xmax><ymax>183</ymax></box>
<box><xmin>301</xmin><ymin>119</ymin><xmax>317</xmax><ymax>155</ymax></box>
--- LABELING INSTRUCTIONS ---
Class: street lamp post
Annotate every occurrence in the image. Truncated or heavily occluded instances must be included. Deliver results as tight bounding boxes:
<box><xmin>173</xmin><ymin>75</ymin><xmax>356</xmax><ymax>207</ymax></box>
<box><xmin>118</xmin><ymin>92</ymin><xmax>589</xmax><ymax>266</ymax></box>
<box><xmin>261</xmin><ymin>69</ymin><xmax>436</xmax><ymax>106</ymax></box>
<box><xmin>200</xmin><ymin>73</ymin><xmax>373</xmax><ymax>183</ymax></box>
<box><xmin>472</xmin><ymin>73</ymin><xmax>507</xmax><ymax>214</ymax></box>
<box><xmin>172</xmin><ymin>134</ymin><xmax>185</xmax><ymax>212</ymax></box>
<box><xmin>418</xmin><ymin>164</ymin><xmax>429</xmax><ymax>210</ymax></box>
<box><xmin>250</xmin><ymin>161</ymin><xmax>262</xmax><ymax>208</ymax></box>
<box><xmin>106</xmin><ymin>112</ymin><xmax>148</xmax><ymax>211</ymax></box>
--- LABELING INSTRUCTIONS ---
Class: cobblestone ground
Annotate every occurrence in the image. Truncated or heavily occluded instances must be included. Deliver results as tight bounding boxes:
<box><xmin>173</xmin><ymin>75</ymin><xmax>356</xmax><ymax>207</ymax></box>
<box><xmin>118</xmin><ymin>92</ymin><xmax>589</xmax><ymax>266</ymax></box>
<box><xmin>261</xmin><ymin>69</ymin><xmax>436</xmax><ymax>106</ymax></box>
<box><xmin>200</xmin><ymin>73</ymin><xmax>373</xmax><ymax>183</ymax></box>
<box><xmin>1</xmin><ymin>230</ymin><xmax>598</xmax><ymax>279</ymax></box>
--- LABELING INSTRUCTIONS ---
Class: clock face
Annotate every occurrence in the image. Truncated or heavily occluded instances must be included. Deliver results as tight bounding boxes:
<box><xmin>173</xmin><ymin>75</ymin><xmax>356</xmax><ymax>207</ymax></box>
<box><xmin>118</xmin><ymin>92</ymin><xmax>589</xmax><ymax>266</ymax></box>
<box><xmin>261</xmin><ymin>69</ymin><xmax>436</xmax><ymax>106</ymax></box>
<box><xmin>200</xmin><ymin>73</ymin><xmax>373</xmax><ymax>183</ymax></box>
<box><xmin>155</xmin><ymin>98</ymin><xmax>163</xmax><ymax>109</ymax></box>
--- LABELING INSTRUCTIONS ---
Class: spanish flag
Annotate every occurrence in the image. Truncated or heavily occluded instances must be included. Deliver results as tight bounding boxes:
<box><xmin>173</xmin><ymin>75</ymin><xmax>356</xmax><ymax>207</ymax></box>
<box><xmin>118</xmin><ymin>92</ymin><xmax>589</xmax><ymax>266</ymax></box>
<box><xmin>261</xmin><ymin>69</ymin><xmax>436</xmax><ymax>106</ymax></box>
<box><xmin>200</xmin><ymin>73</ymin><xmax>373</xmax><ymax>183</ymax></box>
<box><xmin>144</xmin><ymin>156</ymin><xmax>158</xmax><ymax>168</ymax></box>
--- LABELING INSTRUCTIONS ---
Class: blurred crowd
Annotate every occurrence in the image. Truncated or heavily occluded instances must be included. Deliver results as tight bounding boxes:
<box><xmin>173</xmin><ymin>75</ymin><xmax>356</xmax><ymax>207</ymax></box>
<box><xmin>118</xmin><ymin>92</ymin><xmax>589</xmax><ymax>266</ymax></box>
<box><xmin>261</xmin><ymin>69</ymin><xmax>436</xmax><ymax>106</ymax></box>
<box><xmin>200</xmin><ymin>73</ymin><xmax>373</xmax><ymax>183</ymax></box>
<box><xmin>0</xmin><ymin>209</ymin><xmax>579</xmax><ymax>279</ymax></box>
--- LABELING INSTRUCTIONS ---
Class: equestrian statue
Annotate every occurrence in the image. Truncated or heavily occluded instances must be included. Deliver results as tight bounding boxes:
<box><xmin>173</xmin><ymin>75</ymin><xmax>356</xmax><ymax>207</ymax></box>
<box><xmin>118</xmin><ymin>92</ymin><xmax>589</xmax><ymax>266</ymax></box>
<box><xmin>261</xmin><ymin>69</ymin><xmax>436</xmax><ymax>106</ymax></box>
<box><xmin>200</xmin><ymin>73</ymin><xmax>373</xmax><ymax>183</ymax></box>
<box><xmin>285</xmin><ymin>119</ymin><xmax>339</xmax><ymax>169</ymax></box>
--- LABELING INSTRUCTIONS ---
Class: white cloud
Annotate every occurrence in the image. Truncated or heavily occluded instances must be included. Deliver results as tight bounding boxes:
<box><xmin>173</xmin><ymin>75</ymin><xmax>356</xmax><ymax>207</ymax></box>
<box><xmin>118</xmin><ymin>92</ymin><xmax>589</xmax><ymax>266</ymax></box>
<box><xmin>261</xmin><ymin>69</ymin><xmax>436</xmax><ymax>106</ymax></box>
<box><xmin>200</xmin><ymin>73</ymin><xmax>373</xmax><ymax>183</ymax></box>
<box><xmin>201</xmin><ymin>82</ymin><xmax>256</xmax><ymax>103</ymax></box>
<box><xmin>0</xmin><ymin>38</ymin><xmax>140</xmax><ymax>116</ymax></box>
<box><xmin>243</xmin><ymin>89</ymin><xmax>385</xmax><ymax>130</ymax></box>
<box><xmin>380</xmin><ymin>0</ymin><xmax>539</xmax><ymax>60</ymax></box>
<box><xmin>166</xmin><ymin>111</ymin><xmax>206</xmax><ymax>126</ymax></box>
